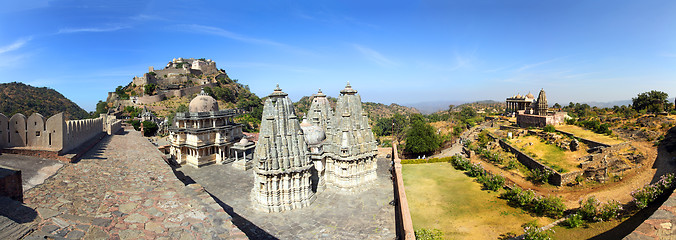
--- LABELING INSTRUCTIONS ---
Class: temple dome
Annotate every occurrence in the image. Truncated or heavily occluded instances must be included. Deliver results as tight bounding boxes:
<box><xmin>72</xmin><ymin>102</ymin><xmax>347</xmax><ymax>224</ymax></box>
<box><xmin>189</xmin><ymin>89</ymin><xmax>218</xmax><ymax>113</ymax></box>
<box><xmin>526</xmin><ymin>92</ymin><xmax>534</xmax><ymax>99</ymax></box>
<box><xmin>300</xmin><ymin>119</ymin><xmax>325</xmax><ymax>145</ymax></box>
<box><xmin>237</xmin><ymin>137</ymin><xmax>249</xmax><ymax>146</ymax></box>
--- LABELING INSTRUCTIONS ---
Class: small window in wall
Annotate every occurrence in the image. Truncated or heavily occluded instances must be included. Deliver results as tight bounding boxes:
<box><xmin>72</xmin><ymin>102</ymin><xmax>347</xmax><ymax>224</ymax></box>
<box><xmin>260</xmin><ymin>183</ymin><xmax>265</xmax><ymax>191</ymax></box>
<box><xmin>36</xmin><ymin>131</ymin><xmax>40</xmax><ymax>136</ymax></box>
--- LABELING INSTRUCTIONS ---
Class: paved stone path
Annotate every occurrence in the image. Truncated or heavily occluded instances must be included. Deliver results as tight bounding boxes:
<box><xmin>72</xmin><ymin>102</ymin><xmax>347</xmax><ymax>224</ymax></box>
<box><xmin>0</xmin><ymin>154</ymin><xmax>63</xmax><ymax>191</ymax></box>
<box><xmin>20</xmin><ymin>128</ymin><xmax>246</xmax><ymax>239</ymax></box>
<box><xmin>177</xmin><ymin>158</ymin><xmax>396</xmax><ymax>240</ymax></box>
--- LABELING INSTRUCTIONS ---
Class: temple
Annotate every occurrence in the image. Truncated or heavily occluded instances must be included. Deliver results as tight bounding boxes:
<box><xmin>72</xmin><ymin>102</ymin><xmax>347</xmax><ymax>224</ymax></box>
<box><xmin>250</xmin><ymin>83</ymin><xmax>379</xmax><ymax>212</ymax></box>
<box><xmin>168</xmin><ymin>90</ymin><xmax>248</xmax><ymax>168</ymax></box>
<box><xmin>323</xmin><ymin>83</ymin><xmax>378</xmax><ymax>191</ymax></box>
<box><xmin>250</xmin><ymin>85</ymin><xmax>316</xmax><ymax>212</ymax></box>
<box><xmin>505</xmin><ymin>92</ymin><xmax>535</xmax><ymax>114</ymax></box>
<box><xmin>514</xmin><ymin>89</ymin><xmax>567</xmax><ymax>128</ymax></box>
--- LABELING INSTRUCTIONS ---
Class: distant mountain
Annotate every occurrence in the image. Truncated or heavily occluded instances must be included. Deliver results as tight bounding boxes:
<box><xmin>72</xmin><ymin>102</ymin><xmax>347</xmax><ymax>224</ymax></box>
<box><xmin>294</xmin><ymin>96</ymin><xmax>419</xmax><ymax>121</ymax></box>
<box><xmin>582</xmin><ymin>100</ymin><xmax>633</xmax><ymax>108</ymax></box>
<box><xmin>0</xmin><ymin>82</ymin><xmax>90</xmax><ymax>119</ymax></box>
<box><xmin>404</xmin><ymin>100</ymin><xmax>466</xmax><ymax>114</ymax></box>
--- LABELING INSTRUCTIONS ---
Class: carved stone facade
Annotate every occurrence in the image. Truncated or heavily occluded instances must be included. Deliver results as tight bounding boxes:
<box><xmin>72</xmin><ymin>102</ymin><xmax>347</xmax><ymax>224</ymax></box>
<box><xmin>323</xmin><ymin>83</ymin><xmax>378</xmax><ymax>191</ymax></box>
<box><xmin>168</xmin><ymin>90</ymin><xmax>247</xmax><ymax>168</ymax></box>
<box><xmin>251</xmin><ymin>85</ymin><xmax>315</xmax><ymax>212</ymax></box>
<box><xmin>250</xmin><ymin>83</ymin><xmax>378</xmax><ymax>212</ymax></box>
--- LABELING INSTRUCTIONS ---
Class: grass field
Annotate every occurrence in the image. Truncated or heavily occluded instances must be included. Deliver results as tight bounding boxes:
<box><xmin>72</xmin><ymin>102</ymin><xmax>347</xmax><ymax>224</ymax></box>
<box><xmin>402</xmin><ymin>162</ymin><xmax>550</xmax><ymax>239</ymax></box>
<box><xmin>510</xmin><ymin>136</ymin><xmax>583</xmax><ymax>173</ymax></box>
<box><xmin>556</xmin><ymin>125</ymin><xmax>625</xmax><ymax>145</ymax></box>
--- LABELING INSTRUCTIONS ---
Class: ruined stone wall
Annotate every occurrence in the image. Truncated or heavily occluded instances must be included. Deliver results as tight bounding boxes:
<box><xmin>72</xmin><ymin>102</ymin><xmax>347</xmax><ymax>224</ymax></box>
<box><xmin>516</xmin><ymin>112</ymin><xmax>566</xmax><ymax>128</ymax></box>
<box><xmin>487</xmin><ymin>132</ymin><xmax>573</xmax><ymax>185</ymax></box>
<box><xmin>555</xmin><ymin>129</ymin><xmax>611</xmax><ymax>148</ymax></box>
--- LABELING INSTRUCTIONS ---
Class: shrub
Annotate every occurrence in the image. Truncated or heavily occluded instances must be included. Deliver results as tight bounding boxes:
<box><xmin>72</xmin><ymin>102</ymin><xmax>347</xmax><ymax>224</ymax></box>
<box><xmin>450</xmin><ymin>155</ymin><xmax>471</xmax><ymax>170</ymax></box>
<box><xmin>579</xmin><ymin>196</ymin><xmax>600</xmax><ymax>221</ymax></box>
<box><xmin>528</xmin><ymin>168</ymin><xmax>553</xmax><ymax>184</ymax></box>
<box><xmin>516</xmin><ymin>189</ymin><xmax>536</xmax><ymax>207</ymax></box>
<box><xmin>522</xmin><ymin>222</ymin><xmax>552</xmax><ymax>240</ymax></box>
<box><xmin>632</xmin><ymin>173</ymin><xmax>676</xmax><ymax>209</ymax></box>
<box><xmin>506</xmin><ymin>159</ymin><xmax>519</xmax><ymax>170</ymax></box>
<box><xmin>543</xmin><ymin>125</ymin><xmax>556</xmax><ymax>133</ymax></box>
<box><xmin>533</xmin><ymin>195</ymin><xmax>566</xmax><ymax>218</ymax></box>
<box><xmin>500</xmin><ymin>185</ymin><xmax>523</xmax><ymax>201</ymax></box>
<box><xmin>478</xmin><ymin>174</ymin><xmax>505</xmax><ymax>192</ymax></box>
<box><xmin>414</xmin><ymin>228</ymin><xmax>443</xmax><ymax>240</ymax></box>
<box><xmin>467</xmin><ymin>162</ymin><xmax>485</xmax><ymax>177</ymax></box>
<box><xmin>563</xmin><ymin>213</ymin><xmax>584</xmax><ymax>228</ymax></box>
<box><xmin>599</xmin><ymin>200</ymin><xmax>623</xmax><ymax>221</ymax></box>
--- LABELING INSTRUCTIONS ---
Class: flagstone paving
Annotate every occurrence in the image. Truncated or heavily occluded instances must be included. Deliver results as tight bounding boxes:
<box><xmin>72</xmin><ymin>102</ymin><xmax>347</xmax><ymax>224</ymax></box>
<box><xmin>20</xmin><ymin>127</ymin><xmax>246</xmax><ymax>240</ymax></box>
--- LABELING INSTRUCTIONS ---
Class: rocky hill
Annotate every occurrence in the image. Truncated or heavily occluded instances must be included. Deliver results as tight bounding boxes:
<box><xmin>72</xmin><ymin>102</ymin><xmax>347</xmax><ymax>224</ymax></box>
<box><xmin>435</xmin><ymin>100</ymin><xmax>505</xmax><ymax>115</ymax></box>
<box><xmin>0</xmin><ymin>82</ymin><xmax>90</xmax><ymax>119</ymax></box>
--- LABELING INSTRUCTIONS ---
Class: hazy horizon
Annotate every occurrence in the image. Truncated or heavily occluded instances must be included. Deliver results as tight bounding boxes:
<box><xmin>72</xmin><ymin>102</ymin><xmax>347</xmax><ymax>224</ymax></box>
<box><xmin>1</xmin><ymin>1</ymin><xmax>675</xmax><ymax>112</ymax></box>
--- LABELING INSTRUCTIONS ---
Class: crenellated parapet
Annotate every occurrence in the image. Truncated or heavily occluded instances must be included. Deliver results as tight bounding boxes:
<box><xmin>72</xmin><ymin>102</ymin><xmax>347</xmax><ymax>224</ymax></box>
<box><xmin>0</xmin><ymin>112</ymin><xmax>122</xmax><ymax>155</ymax></box>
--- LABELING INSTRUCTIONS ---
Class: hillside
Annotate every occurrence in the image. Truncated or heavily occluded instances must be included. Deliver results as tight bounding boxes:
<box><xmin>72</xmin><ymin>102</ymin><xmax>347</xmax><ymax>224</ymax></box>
<box><xmin>294</xmin><ymin>95</ymin><xmax>419</xmax><ymax>122</ymax></box>
<box><xmin>0</xmin><ymin>82</ymin><xmax>90</xmax><ymax>119</ymax></box>
<box><xmin>437</xmin><ymin>100</ymin><xmax>505</xmax><ymax>114</ymax></box>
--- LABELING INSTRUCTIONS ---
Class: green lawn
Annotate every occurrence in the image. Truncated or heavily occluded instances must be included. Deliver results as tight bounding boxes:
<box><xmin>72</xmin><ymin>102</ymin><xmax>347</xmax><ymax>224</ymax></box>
<box><xmin>402</xmin><ymin>162</ymin><xmax>550</xmax><ymax>239</ymax></box>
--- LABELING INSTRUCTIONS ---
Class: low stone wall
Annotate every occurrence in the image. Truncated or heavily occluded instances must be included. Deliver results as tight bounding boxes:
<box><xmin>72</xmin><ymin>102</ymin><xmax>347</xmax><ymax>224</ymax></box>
<box><xmin>392</xmin><ymin>143</ymin><xmax>416</xmax><ymax>240</ymax></box>
<box><xmin>136</xmin><ymin>94</ymin><xmax>165</xmax><ymax>105</ymax></box>
<box><xmin>487</xmin><ymin>133</ymin><xmax>577</xmax><ymax>186</ymax></box>
<box><xmin>0</xmin><ymin>167</ymin><xmax>22</xmax><ymax>202</ymax></box>
<box><xmin>555</xmin><ymin>129</ymin><xmax>611</xmax><ymax>148</ymax></box>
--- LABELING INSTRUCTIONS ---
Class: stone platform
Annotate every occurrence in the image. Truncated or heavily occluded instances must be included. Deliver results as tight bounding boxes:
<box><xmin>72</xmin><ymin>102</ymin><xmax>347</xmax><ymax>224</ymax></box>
<box><xmin>176</xmin><ymin>158</ymin><xmax>396</xmax><ymax>239</ymax></box>
<box><xmin>15</xmin><ymin>128</ymin><xmax>246</xmax><ymax>239</ymax></box>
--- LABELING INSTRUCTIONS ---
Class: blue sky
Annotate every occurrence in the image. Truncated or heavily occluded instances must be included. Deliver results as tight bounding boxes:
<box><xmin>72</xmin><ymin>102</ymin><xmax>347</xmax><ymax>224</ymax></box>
<box><xmin>1</xmin><ymin>0</ymin><xmax>675</xmax><ymax>112</ymax></box>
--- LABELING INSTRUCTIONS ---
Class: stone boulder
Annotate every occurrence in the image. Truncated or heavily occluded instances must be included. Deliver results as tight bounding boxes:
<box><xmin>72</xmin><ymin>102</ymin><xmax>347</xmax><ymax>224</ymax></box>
<box><xmin>570</xmin><ymin>139</ymin><xmax>579</xmax><ymax>151</ymax></box>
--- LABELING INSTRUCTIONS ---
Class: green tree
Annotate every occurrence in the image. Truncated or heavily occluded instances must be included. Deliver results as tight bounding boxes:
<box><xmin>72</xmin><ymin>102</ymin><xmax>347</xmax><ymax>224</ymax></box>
<box><xmin>632</xmin><ymin>90</ymin><xmax>670</xmax><ymax>113</ymax></box>
<box><xmin>142</xmin><ymin>121</ymin><xmax>158</xmax><ymax>136</ymax></box>
<box><xmin>176</xmin><ymin>104</ymin><xmax>189</xmax><ymax>113</ymax></box>
<box><xmin>404</xmin><ymin>114</ymin><xmax>440</xmax><ymax>154</ymax></box>
<box><xmin>144</xmin><ymin>83</ymin><xmax>157</xmax><ymax>95</ymax></box>
<box><xmin>93</xmin><ymin>100</ymin><xmax>108</xmax><ymax>116</ymax></box>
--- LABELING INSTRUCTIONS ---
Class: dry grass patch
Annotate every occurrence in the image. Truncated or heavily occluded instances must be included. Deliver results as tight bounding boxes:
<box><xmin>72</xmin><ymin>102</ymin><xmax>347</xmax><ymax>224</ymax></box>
<box><xmin>402</xmin><ymin>162</ymin><xmax>550</xmax><ymax>239</ymax></box>
<box><xmin>510</xmin><ymin>136</ymin><xmax>581</xmax><ymax>173</ymax></box>
<box><xmin>556</xmin><ymin>124</ymin><xmax>624</xmax><ymax>145</ymax></box>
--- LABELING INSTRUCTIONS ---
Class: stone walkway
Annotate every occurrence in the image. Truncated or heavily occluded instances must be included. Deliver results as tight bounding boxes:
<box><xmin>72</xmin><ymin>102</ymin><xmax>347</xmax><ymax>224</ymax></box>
<box><xmin>177</xmin><ymin>158</ymin><xmax>396</xmax><ymax>240</ymax></box>
<box><xmin>20</xmin><ymin>128</ymin><xmax>246</xmax><ymax>239</ymax></box>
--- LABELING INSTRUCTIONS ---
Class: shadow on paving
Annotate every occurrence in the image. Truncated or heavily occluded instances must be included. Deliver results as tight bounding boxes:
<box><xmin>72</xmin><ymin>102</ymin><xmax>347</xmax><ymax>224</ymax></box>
<box><xmin>0</xmin><ymin>196</ymin><xmax>37</xmax><ymax>224</ymax></box>
<box><xmin>169</xmin><ymin>166</ymin><xmax>276</xmax><ymax>239</ymax></box>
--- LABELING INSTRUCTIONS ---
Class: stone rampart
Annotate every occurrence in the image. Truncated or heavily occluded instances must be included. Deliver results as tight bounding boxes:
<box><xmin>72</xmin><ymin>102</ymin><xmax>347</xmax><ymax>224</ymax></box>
<box><xmin>63</xmin><ymin>118</ymin><xmax>104</xmax><ymax>153</ymax></box>
<box><xmin>1</xmin><ymin>112</ymin><xmax>121</xmax><ymax>159</ymax></box>
<box><xmin>136</xmin><ymin>94</ymin><xmax>165</xmax><ymax>105</ymax></box>
<box><xmin>517</xmin><ymin>112</ymin><xmax>566</xmax><ymax>128</ymax></box>
<box><xmin>392</xmin><ymin>143</ymin><xmax>416</xmax><ymax>240</ymax></box>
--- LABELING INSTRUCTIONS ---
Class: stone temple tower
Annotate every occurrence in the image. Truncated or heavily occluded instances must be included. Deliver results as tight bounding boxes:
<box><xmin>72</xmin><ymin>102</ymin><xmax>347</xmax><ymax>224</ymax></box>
<box><xmin>324</xmin><ymin>82</ymin><xmax>378</xmax><ymax>192</ymax></box>
<box><xmin>251</xmin><ymin>85</ymin><xmax>315</xmax><ymax>212</ymax></box>
<box><xmin>307</xmin><ymin>89</ymin><xmax>333</xmax><ymax>130</ymax></box>
<box><xmin>535</xmin><ymin>89</ymin><xmax>548</xmax><ymax>116</ymax></box>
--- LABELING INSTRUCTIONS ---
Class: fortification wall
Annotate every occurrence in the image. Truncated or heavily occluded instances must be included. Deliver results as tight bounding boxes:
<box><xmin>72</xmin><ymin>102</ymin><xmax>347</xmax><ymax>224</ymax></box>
<box><xmin>0</xmin><ymin>113</ymin><xmax>67</xmax><ymax>151</ymax></box>
<box><xmin>136</xmin><ymin>94</ymin><xmax>165</xmax><ymax>105</ymax></box>
<box><xmin>154</xmin><ymin>68</ymin><xmax>190</xmax><ymax>77</ymax></box>
<box><xmin>63</xmin><ymin>118</ymin><xmax>104</xmax><ymax>153</ymax></box>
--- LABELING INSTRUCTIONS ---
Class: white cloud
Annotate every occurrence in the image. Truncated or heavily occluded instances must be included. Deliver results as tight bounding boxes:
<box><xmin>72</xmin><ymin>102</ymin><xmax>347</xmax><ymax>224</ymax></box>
<box><xmin>175</xmin><ymin>24</ymin><xmax>287</xmax><ymax>48</ymax></box>
<box><xmin>516</xmin><ymin>57</ymin><xmax>563</xmax><ymax>72</ymax></box>
<box><xmin>174</xmin><ymin>24</ymin><xmax>312</xmax><ymax>55</ymax></box>
<box><xmin>0</xmin><ymin>37</ymin><xmax>32</xmax><ymax>54</ymax></box>
<box><xmin>57</xmin><ymin>26</ymin><xmax>128</xmax><ymax>34</ymax></box>
<box><xmin>353</xmin><ymin>44</ymin><xmax>397</xmax><ymax>67</ymax></box>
